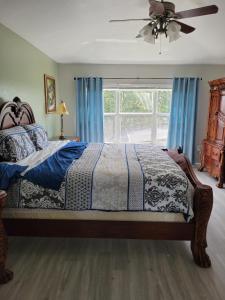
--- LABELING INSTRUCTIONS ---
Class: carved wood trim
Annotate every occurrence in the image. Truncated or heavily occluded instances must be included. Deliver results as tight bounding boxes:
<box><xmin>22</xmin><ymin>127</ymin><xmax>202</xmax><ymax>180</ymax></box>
<box><xmin>0</xmin><ymin>97</ymin><xmax>35</xmax><ymax>130</ymax></box>
<box><xmin>216</xmin><ymin>111</ymin><xmax>225</xmax><ymax>127</ymax></box>
<box><xmin>191</xmin><ymin>186</ymin><xmax>213</xmax><ymax>267</ymax></box>
<box><xmin>209</xmin><ymin>78</ymin><xmax>225</xmax><ymax>91</ymax></box>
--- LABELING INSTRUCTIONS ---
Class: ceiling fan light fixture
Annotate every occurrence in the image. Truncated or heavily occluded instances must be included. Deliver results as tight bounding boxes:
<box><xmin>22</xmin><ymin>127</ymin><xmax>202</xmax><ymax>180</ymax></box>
<box><xmin>139</xmin><ymin>24</ymin><xmax>152</xmax><ymax>36</ymax></box>
<box><xmin>144</xmin><ymin>33</ymin><xmax>155</xmax><ymax>44</ymax></box>
<box><xmin>167</xmin><ymin>21</ymin><xmax>181</xmax><ymax>43</ymax></box>
<box><xmin>139</xmin><ymin>24</ymin><xmax>155</xmax><ymax>44</ymax></box>
<box><xmin>110</xmin><ymin>2</ymin><xmax>219</xmax><ymax>50</ymax></box>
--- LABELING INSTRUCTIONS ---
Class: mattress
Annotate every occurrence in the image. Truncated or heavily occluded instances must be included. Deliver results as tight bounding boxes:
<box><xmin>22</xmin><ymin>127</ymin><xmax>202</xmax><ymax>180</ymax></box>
<box><xmin>2</xmin><ymin>208</ymin><xmax>186</xmax><ymax>222</ymax></box>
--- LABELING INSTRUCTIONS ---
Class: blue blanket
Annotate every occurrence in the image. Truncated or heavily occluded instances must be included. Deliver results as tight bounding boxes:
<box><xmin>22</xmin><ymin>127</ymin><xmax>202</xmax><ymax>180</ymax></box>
<box><xmin>0</xmin><ymin>163</ymin><xmax>27</xmax><ymax>190</ymax></box>
<box><xmin>0</xmin><ymin>141</ymin><xmax>87</xmax><ymax>190</ymax></box>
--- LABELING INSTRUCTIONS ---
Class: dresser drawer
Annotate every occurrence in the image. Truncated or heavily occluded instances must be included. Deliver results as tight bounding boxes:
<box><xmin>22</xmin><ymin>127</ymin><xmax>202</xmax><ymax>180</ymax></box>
<box><xmin>211</xmin><ymin>147</ymin><xmax>221</xmax><ymax>161</ymax></box>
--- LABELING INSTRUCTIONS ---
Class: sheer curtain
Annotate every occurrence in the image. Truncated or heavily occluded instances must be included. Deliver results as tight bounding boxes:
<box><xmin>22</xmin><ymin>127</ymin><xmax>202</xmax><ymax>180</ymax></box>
<box><xmin>167</xmin><ymin>77</ymin><xmax>199</xmax><ymax>163</ymax></box>
<box><xmin>75</xmin><ymin>77</ymin><xmax>104</xmax><ymax>142</ymax></box>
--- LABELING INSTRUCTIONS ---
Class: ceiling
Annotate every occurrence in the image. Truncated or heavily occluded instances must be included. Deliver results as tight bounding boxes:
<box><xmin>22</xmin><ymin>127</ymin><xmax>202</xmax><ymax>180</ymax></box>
<box><xmin>0</xmin><ymin>0</ymin><xmax>224</xmax><ymax>64</ymax></box>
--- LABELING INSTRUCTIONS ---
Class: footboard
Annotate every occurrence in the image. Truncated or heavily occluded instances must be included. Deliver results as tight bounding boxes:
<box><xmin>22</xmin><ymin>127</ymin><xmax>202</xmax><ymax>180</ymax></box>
<box><xmin>166</xmin><ymin>150</ymin><xmax>213</xmax><ymax>268</ymax></box>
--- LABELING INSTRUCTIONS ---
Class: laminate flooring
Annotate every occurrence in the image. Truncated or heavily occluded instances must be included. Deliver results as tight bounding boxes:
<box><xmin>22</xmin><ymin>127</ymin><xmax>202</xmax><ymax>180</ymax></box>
<box><xmin>0</xmin><ymin>170</ymin><xmax>225</xmax><ymax>300</ymax></box>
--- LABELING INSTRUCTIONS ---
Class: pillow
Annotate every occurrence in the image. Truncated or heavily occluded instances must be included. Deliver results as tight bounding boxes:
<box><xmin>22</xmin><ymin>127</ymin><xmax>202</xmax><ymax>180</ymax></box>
<box><xmin>0</xmin><ymin>126</ymin><xmax>36</xmax><ymax>162</ymax></box>
<box><xmin>22</xmin><ymin>123</ymin><xmax>49</xmax><ymax>150</ymax></box>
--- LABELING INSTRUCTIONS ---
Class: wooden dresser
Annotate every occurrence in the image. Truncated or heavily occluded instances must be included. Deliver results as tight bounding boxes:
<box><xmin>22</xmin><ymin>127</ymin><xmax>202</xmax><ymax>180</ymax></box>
<box><xmin>199</xmin><ymin>78</ymin><xmax>225</xmax><ymax>188</ymax></box>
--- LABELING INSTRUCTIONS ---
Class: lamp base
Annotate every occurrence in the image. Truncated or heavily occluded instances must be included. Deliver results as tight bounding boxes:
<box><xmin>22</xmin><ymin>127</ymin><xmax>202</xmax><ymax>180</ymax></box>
<box><xmin>59</xmin><ymin>135</ymin><xmax>65</xmax><ymax>140</ymax></box>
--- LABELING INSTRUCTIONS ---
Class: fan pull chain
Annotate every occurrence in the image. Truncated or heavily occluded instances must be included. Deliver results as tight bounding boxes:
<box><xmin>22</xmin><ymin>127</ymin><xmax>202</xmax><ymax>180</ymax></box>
<box><xmin>159</xmin><ymin>34</ymin><xmax>162</xmax><ymax>55</ymax></box>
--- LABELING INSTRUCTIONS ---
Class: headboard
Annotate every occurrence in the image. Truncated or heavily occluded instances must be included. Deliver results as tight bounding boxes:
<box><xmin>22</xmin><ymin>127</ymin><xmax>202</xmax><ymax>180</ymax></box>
<box><xmin>0</xmin><ymin>97</ymin><xmax>35</xmax><ymax>130</ymax></box>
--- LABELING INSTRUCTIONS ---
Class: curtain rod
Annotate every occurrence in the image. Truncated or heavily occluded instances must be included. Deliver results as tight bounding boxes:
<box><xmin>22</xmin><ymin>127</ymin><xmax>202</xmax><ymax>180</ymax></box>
<box><xmin>74</xmin><ymin>77</ymin><xmax>202</xmax><ymax>80</ymax></box>
<box><xmin>104</xmin><ymin>77</ymin><xmax>174</xmax><ymax>80</ymax></box>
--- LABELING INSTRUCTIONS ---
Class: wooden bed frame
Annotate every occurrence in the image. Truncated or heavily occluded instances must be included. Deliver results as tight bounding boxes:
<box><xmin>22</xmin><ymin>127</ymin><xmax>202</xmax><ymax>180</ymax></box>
<box><xmin>0</xmin><ymin>98</ymin><xmax>213</xmax><ymax>284</ymax></box>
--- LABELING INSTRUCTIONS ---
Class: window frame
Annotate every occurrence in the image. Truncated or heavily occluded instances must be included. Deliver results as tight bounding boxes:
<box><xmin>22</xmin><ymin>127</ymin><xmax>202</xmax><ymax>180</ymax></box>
<box><xmin>104</xmin><ymin>87</ymin><xmax>172</xmax><ymax>145</ymax></box>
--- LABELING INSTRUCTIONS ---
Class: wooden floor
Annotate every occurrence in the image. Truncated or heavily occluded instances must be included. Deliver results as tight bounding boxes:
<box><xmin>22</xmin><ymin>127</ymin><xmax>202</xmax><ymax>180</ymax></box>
<box><xmin>0</xmin><ymin>170</ymin><xmax>225</xmax><ymax>300</ymax></box>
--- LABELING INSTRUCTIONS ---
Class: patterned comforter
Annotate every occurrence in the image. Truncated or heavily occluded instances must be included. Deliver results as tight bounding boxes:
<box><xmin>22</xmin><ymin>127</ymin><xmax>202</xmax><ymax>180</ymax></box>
<box><xmin>6</xmin><ymin>143</ymin><xmax>194</xmax><ymax>221</ymax></box>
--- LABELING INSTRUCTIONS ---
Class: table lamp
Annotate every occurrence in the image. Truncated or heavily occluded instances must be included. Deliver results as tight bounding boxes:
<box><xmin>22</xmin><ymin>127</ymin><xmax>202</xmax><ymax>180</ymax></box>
<box><xmin>57</xmin><ymin>100</ymin><xmax>69</xmax><ymax>140</ymax></box>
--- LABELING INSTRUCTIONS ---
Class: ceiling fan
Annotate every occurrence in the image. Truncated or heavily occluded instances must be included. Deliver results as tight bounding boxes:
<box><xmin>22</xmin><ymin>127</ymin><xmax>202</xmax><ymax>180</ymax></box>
<box><xmin>109</xmin><ymin>1</ymin><xmax>219</xmax><ymax>45</ymax></box>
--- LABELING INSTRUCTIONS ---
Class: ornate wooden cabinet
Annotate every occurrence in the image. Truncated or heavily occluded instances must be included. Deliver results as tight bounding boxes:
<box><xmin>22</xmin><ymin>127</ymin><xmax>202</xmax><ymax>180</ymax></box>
<box><xmin>199</xmin><ymin>78</ymin><xmax>225</xmax><ymax>188</ymax></box>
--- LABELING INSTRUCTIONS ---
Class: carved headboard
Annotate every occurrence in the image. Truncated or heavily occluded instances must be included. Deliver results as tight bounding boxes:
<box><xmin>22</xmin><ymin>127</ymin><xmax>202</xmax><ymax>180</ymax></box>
<box><xmin>0</xmin><ymin>97</ymin><xmax>35</xmax><ymax>130</ymax></box>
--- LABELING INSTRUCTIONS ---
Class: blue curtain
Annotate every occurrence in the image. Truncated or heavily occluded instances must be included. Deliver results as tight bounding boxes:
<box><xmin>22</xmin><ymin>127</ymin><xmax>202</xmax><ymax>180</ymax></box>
<box><xmin>167</xmin><ymin>77</ymin><xmax>199</xmax><ymax>163</ymax></box>
<box><xmin>76</xmin><ymin>77</ymin><xmax>104</xmax><ymax>142</ymax></box>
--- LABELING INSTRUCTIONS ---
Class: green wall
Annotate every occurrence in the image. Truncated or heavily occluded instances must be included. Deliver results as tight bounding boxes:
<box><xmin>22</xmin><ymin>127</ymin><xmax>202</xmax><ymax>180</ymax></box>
<box><xmin>0</xmin><ymin>23</ymin><xmax>59</xmax><ymax>138</ymax></box>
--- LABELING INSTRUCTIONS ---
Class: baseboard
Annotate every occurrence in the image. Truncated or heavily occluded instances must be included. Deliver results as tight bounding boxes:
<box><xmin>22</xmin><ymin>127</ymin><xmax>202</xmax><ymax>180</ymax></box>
<box><xmin>193</xmin><ymin>162</ymin><xmax>200</xmax><ymax>169</ymax></box>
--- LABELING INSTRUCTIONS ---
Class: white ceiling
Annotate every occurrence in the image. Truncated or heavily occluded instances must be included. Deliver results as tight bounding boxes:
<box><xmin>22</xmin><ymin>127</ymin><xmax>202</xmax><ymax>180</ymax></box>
<box><xmin>0</xmin><ymin>0</ymin><xmax>225</xmax><ymax>64</ymax></box>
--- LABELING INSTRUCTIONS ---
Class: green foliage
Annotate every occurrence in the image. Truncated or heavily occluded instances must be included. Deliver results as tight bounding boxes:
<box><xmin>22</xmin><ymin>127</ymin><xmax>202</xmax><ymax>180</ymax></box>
<box><xmin>157</xmin><ymin>90</ymin><xmax>172</xmax><ymax>113</ymax></box>
<box><xmin>104</xmin><ymin>90</ymin><xmax>116</xmax><ymax>113</ymax></box>
<box><xmin>120</xmin><ymin>91</ymin><xmax>152</xmax><ymax>113</ymax></box>
<box><xmin>104</xmin><ymin>89</ymin><xmax>171</xmax><ymax>114</ymax></box>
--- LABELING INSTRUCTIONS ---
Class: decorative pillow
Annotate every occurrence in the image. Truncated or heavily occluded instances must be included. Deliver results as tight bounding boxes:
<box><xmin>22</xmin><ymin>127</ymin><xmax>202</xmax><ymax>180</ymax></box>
<box><xmin>0</xmin><ymin>126</ymin><xmax>36</xmax><ymax>162</ymax></box>
<box><xmin>22</xmin><ymin>123</ymin><xmax>49</xmax><ymax>150</ymax></box>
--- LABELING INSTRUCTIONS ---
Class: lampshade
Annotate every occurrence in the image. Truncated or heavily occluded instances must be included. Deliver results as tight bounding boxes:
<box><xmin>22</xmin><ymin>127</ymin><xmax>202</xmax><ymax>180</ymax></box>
<box><xmin>167</xmin><ymin>21</ymin><xmax>181</xmax><ymax>43</ymax></box>
<box><xmin>57</xmin><ymin>100</ymin><xmax>69</xmax><ymax>115</ymax></box>
<box><xmin>139</xmin><ymin>24</ymin><xmax>155</xmax><ymax>44</ymax></box>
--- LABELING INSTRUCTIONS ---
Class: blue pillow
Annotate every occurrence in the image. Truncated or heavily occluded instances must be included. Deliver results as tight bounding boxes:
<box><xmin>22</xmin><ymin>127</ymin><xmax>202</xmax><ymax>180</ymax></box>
<box><xmin>0</xmin><ymin>163</ymin><xmax>27</xmax><ymax>189</ymax></box>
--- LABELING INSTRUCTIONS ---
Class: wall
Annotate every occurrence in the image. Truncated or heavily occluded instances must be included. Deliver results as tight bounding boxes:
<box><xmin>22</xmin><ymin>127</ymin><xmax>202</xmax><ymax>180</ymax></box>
<box><xmin>0</xmin><ymin>23</ymin><xmax>59</xmax><ymax>138</ymax></box>
<box><xmin>58</xmin><ymin>63</ymin><xmax>225</xmax><ymax>161</ymax></box>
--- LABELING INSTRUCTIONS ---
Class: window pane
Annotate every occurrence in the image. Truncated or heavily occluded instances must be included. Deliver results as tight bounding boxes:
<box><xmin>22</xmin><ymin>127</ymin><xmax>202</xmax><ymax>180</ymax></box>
<box><xmin>104</xmin><ymin>90</ymin><xmax>116</xmax><ymax>113</ymax></box>
<box><xmin>120</xmin><ymin>115</ymin><xmax>152</xmax><ymax>143</ymax></box>
<box><xmin>157</xmin><ymin>90</ymin><xmax>172</xmax><ymax>113</ymax></box>
<box><xmin>104</xmin><ymin>115</ymin><xmax>116</xmax><ymax>142</ymax></box>
<box><xmin>120</xmin><ymin>91</ymin><xmax>153</xmax><ymax>113</ymax></box>
<box><xmin>156</xmin><ymin>116</ymin><xmax>169</xmax><ymax>146</ymax></box>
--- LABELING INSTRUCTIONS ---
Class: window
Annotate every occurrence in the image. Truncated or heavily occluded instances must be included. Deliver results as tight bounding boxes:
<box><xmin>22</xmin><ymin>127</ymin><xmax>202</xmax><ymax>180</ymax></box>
<box><xmin>104</xmin><ymin>88</ymin><xmax>172</xmax><ymax>146</ymax></box>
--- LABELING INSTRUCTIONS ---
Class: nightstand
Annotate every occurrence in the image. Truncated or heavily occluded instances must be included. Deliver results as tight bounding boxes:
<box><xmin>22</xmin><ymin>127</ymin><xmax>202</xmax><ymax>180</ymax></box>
<box><xmin>63</xmin><ymin>136</ymin><xmax>80</xmax><ymax>142</ymax></box>
<box><xmin>0</xmin><ymin>191</ymin><xmax>13</xmax><ymax>284</ymax></box>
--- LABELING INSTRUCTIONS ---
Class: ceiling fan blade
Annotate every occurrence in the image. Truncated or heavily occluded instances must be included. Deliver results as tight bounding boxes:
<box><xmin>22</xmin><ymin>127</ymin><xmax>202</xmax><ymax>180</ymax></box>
<box><xmin>176</xmin><ymin>5</ymin><xmax>218</xmax><ymax>19</ymax></box>
<box><xmin>174</xmin><ymin>21</ymin><xmax>196</xmax><ymax>34</ymax></box>
<box><xmin>109</xmin><ymin>18</ymin><xmax>151</xmax><ymax>23</ymax></box>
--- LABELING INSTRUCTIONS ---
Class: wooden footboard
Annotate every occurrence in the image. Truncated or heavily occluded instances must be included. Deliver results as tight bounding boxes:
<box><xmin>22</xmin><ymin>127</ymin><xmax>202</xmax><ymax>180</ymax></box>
<box><xmin>166</xmin><ymin>150</ymin><xmax>213</xmax><ymax>268</ymax></box>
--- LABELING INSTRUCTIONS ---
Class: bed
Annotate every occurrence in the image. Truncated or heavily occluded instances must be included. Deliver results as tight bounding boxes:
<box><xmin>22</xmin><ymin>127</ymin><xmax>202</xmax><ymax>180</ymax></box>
<box><xmin>0</xmin><ymin>97</ymin><xmax>213</xmax><ymax>284</ymax></box>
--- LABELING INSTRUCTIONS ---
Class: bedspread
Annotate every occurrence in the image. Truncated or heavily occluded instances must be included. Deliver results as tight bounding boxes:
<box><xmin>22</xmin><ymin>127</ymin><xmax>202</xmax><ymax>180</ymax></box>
<box><xmin>5</xmin><ymin>142</ymin><xmax>194</xmax><ymax>221</ymax></box>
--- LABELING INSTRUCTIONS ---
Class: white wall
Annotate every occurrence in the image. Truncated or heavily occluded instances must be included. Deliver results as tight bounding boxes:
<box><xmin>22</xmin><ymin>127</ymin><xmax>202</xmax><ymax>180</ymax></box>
<box><xmin>58</xmin><ymin>63</ymin><xmax>225</xmax><ymax>161</ymax></box>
